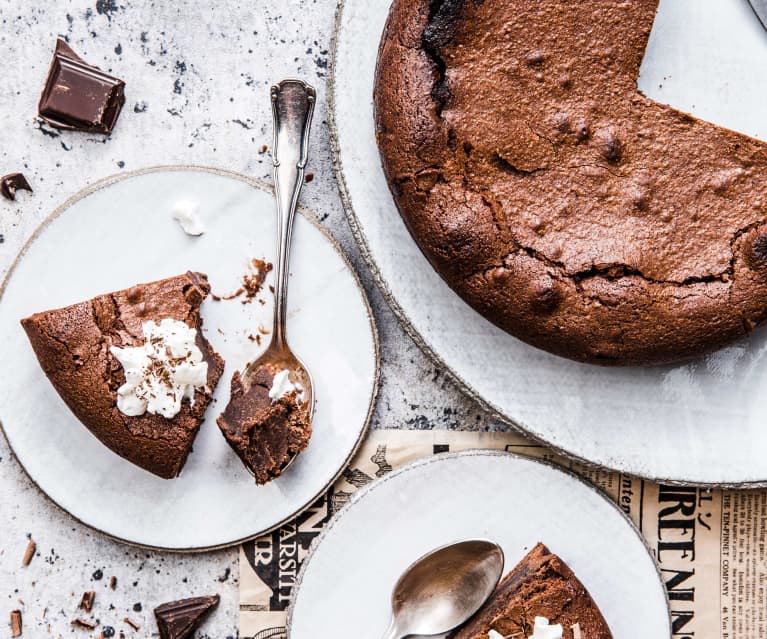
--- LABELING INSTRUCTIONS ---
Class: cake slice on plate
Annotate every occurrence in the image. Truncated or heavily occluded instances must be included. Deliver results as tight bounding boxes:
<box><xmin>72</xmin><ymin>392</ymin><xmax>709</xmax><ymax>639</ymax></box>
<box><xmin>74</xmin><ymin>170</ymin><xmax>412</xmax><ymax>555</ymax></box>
<box><xmin>21</xmin><ymin>272</ymin><xmax>224</xmax><ymax>479</ymax></box>
<box><xmin>453</xmin><ymin>543</ymin><xmax>612</xmax><ymax>639</ymax></box>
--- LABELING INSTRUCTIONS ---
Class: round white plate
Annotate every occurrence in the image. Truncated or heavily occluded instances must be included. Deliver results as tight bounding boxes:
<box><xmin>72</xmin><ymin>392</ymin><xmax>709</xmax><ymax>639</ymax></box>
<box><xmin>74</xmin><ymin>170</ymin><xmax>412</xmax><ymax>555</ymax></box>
<box><xmin>288</xmin><ymin>452</ymin><xmax>670</xmax><ymax>638</ymax></box>
<box><xmin>0</xmin><ymin>166</ymin><xmax>379</xmax><ymax>551</ymax></box>
<box><xmin>330</xmin><ymin>0</ymin><xmax>767</xmax><ymax>486</ymax></box>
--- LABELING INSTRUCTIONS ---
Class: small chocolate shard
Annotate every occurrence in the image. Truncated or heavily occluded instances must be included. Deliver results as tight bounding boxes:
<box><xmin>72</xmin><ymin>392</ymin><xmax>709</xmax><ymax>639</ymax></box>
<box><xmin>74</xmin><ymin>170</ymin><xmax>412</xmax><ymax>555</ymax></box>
<box><xmin>71</xmin><ymin>618</ymin><xmax>97</xmax><ymax>630</ymax></box>
<box><xmin>21</xmin><ymin>539</ymin><xmax>36</xmax><ymax>566</ymax></box>
<box><xmin>10</xmin><ymin>610</ymin><xmax>22</xmax><ymax>637</ymax></box>
<box><xmin>123</xmin><ymin>617</ymin><xmax>139</xmax><ymax>631</ymax></box>
<box><xmin>79</xmin><ymin>591</ymin><xmax>95</xmax><ymax>613</ymax></box>
<box><xmin>109</xmin><ymin>575</ymin><xmax>117</xmax><ymax>590</ymax></box>
<box><xmin>1</xmin><ymin>173</ymin><xmax>33</xmax><ymax>201</ymax></box>
<box><xmin>38</xmin><ymin>39</ymin><xmax>126</xmax><ymax>134</ymax></box>
<box><xmin>154</xmin><ymin>595</ymin><xmax>219</xmax><ymax>639</ymax></box>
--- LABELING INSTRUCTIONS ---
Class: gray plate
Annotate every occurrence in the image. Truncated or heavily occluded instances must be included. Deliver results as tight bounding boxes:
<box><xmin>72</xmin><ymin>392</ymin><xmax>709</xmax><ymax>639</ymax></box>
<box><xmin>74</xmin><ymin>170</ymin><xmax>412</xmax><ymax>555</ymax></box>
<box><xmin>330</xmin><ymin>0</ymin><xmax>767</xmax><ymax>486</ymax></box>
<box><xmin>0</xmin><ymin>167</ymin><xmax>379</xmax><ymax>551</ymax></box>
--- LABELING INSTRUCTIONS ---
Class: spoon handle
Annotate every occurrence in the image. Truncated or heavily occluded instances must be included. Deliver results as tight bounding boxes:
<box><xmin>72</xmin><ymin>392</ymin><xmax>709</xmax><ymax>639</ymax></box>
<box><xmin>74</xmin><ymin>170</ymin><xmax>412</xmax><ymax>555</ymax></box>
<box><xmin>269</xmin><ymin>79</ymin><xmax>316</xmax><ymax>349</ymax></box>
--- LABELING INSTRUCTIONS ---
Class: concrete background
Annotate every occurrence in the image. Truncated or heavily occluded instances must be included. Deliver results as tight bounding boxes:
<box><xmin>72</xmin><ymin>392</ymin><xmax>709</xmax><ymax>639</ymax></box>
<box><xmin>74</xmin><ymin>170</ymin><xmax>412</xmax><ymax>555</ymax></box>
<box><xmin>0</xmin><ymin>1</ymin><xmax>505</xmax><ymax>636</ymax></box>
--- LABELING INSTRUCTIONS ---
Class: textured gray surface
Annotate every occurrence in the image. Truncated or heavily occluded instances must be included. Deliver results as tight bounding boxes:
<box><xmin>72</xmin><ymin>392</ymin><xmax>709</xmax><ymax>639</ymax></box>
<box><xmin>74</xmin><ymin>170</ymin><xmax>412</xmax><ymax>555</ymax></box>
<box><xmin>0</xmin><ymin>1</ymin><xmax>504</xmax><ymax>636</ymax></box>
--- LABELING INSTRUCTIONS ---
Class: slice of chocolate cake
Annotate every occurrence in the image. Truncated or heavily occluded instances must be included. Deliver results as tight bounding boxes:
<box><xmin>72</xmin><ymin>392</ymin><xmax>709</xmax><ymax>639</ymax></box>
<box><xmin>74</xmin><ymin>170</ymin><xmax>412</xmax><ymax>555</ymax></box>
<box><xmin>21</xmin><ymin>272</ymin><xmax>224</xmax><ymax>479</ymax></box>
<box><xmin>217</xmin><ymin>365</ymin><xmax>311</xmax><ymax>485</ymax></box>
<box><xmin>453</xmin><ymin>543</ymin><xmax>612</xmax><ymax>639</ymax></box>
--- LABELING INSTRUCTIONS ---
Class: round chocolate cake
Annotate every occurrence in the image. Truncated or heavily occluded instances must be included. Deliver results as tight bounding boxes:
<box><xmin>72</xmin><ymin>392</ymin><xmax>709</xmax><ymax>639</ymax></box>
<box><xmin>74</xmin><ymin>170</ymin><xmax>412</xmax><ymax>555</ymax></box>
<box><xmin>374</xmin><ymin>0</ymin><xmax>767</xmax><ymax>365</ymax></box>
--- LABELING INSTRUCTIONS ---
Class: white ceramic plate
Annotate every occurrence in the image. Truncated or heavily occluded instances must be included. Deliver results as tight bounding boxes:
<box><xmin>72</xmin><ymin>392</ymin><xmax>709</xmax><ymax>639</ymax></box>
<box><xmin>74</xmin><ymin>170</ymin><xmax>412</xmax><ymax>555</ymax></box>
<box><xmin>330</xmin><ymin>0</ymin><xmax>767</xmax><ymax>486</ymax></box>
<box><xmin>288</xmin><ymin>451</ymin><xmax>671</xmax><ymax>638</ymax></box>
<box><xmin>0</xmin><ymin>166</ymin><xmax>378</xmax><ymax>551</ymax></box>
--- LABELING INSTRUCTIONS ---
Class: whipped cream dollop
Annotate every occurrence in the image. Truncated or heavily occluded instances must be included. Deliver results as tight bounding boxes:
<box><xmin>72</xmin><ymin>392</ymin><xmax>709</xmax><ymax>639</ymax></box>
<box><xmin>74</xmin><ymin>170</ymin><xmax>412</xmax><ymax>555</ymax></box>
<box><xmin>488</xmin><ymin>617</ymin><xmax>563</xmax><ymax>639</ymax></box>
<box><xmin>110</xmin><ymin>318</ymin><xmax>208</xmax><ymax>418</ymax></box>
<box><xmin>268</xmin><ymin>369</ymin><xmax>304</xmax><ymax>403</ymax></box>
<box><xmin>172</xmin><ymin>201</ymin><xmax>205</xmax><ymax>236</ymax></box>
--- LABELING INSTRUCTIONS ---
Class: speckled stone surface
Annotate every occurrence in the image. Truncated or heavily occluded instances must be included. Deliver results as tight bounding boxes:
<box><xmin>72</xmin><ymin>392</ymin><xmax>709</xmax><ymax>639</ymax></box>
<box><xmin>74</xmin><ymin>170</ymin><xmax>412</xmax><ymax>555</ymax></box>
<box><xmin>0</xmin><ymin>1</ymin><xmax>505</xmax><ymax>636</ymax></box>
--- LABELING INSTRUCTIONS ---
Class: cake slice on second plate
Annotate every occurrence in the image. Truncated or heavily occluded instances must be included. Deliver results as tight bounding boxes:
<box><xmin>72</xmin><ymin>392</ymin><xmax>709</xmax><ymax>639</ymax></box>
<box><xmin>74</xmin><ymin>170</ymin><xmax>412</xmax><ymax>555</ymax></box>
<box><xmin>453</xmin><ymin>543</ymin><xmax>613</xmax><ymax>639</ymax></box>
<box><xmin>21</xmin><ymin>272</ymin><xmax>224</xmax><ymax>479</ymax></box>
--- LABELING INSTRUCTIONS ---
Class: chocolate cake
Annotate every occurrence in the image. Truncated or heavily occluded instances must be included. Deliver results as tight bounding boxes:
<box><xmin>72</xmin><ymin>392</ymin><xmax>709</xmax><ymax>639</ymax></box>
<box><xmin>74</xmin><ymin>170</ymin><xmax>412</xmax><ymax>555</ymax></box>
<box><xmin>217</xmin><ymin>365</ymin><xmax>312</xmax><ymax>484</ymax></box>
<box><xmin>375</xmin><ymin>0</ymin><xmax>767</xmax><ymax>365</ymax></box>
<box><xmin>21</xmin><ymin>272</ymin><xmax>224</xmax><ymax>479</ymax></box>
<box><xmin>453</xmin><ymin>543</ymin><xmax>612</xmax><ymax>639</ymax></box>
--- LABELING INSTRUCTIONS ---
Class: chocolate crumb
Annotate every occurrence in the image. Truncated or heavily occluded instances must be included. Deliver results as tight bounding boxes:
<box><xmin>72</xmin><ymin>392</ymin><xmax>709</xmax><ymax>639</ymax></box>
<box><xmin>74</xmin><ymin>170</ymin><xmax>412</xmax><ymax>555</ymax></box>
<box><xmin>123</xmin><ymin>617</ymin><xmax>139</xmax><ymax>631</ymax></box>
<box><xmin>1</xmin><ymin>173</ymin><xmax>33</xmax><ymax>201</ymax></box>
<box><xmin>132</xmin><ymin>603</ymin><xmax>142</xmax><ymax>612</ymax></box>
<box><xmin>21</xmin><ymin>539</ymin><xmax>36</xmax><ymax>566</ymax></box>
<box><xmin>305</xmin><ymin>172</ymin><xmax>314</xmax><ymax>183</ymax></box>
<box><xmin>71</xmin><ymin>618</ymin><xmax>97</xmax><ymax>630</ymax></box>
<box><xmin>260</xmin><ymin>144</ymin><xmax>268</xmax><ymax>153</ymax></box>
<box><xmin>101</xmin><ymin>626</ymin><xmax>115</xmax><ymax>638</ymax></box>
<box><xmin>92</xmin><ymin>568</ymin><xmax>104</xmax><ymax>580</ymax></box>
<box><xmin>10</xmin><ymin>610</ymin><xmax>22</xmax><ymax>637</ymax></box>
<box><xmin>109</xmin><ymin>576</ymin><xmax>117</xmax><ymax>590</ymax></box>
<box><xmin>79</xmin><ymin>591</ymin><xmax>95</xmax><ymax>613</ymax></box>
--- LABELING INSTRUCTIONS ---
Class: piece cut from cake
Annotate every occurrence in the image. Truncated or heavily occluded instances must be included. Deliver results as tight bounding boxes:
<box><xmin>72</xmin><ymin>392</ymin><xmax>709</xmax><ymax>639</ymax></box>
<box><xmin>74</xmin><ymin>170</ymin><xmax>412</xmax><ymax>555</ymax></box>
<box><xmin>452</xmin><ymin>543</ymin><xmax>613</xmax><ymax>639</ymax></box>
<box><xmin>21</xmin><ymin>272</ymin><xmax>224</xmax><ymax>479</ymax></box>
<box><xmin>217</xmin><ymin>364</ymin><xmax>312</xmax><ymax>484</ymax></box>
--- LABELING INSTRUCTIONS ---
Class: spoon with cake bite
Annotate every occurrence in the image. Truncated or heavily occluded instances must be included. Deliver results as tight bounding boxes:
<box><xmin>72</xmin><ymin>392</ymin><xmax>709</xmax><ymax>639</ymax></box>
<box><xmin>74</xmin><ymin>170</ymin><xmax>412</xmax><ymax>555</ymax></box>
<box><xmin>216</xmin><ymin>79</ymin><xmax>316</xmax><ymax>483</ymax></box>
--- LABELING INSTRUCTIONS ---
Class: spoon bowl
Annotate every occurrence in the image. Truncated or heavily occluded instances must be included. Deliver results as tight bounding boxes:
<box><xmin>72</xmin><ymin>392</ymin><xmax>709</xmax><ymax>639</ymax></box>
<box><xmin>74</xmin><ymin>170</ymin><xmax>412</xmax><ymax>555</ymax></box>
<box><xmin>382</xmin><ymin>539</ymin><xmax>505</xmax><ymax>639</ymax></box>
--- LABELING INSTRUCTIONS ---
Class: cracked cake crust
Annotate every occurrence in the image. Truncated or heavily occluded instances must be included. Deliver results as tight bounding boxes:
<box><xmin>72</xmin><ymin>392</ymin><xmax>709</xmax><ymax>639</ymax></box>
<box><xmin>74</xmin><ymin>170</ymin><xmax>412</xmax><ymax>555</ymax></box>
<box><xmin>21</xmin><ymin>272</ymin><xmax>224</xmax><ymax>479</ymax></box>
<box><xmin>375</xmin><ymin>0</ymin><xmax>767</xmax><ymax>365</ymax></box>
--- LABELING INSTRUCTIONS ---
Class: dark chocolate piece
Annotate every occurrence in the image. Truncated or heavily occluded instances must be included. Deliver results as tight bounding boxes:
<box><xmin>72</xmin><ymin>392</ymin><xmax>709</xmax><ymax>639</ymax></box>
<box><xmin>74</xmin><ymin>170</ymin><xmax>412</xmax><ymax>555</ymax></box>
<box><xmin>1</xmin><ymin>173</ymin><xmax>33</xmax><ymax>201</ymax></box>
<box><xmin>38</xmin><ymin>39</ymin><xmax>125</xmax><ymax>134</ymax></box>
<box><xmin>154</xmin><ymin>595</ymin><xmax>219</xmax><ymax>639</ymax></box>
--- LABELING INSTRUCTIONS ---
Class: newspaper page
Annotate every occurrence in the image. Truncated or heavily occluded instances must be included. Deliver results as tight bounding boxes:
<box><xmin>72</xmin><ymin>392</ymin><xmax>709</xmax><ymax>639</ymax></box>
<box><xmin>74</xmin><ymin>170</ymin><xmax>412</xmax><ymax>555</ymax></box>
<box><xmin>240</xmin><ymin>430</ymin><xmax>767</xmax><ymax>639</ymax></box>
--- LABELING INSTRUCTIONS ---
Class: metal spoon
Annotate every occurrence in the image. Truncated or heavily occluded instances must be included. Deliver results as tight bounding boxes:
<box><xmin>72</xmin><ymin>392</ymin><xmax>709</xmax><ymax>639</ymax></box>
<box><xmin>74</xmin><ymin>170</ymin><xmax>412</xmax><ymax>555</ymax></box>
<box><xmin>239</xmin><ymin>79</ymin><xmax>316</xmax><ymax>471</ymax></box>
<box><xmin>381</xmin><ymin>540</ymin><xmax>505</xmax><ymax>639</ymax></box>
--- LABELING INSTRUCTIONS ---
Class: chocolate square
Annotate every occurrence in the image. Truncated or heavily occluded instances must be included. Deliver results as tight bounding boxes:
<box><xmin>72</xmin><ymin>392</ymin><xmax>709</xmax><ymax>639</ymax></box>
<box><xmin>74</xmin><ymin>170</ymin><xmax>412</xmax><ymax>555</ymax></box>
<box><xmin>38</xmin><ymin>40</ymin><xmax>125</xmax><ymax>134</ymax></box>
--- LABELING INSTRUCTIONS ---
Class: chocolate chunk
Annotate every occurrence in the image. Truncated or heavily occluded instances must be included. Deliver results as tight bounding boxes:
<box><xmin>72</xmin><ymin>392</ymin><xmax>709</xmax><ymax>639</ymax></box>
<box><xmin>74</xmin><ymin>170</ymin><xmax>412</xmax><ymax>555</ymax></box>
<box><xmin>599</xmin><ymin>129</ymin><xmax>622</xmax><ymax>163</ymax></box>
<box><xmin>1</xmin><ymin>173</ymin><xmax>33</xmax><ymax>201</ymax></box>
<box><xmin>38</xmin><ymin>40</ymin><xmax>125</xmax><ymax>134</ymax></box>
<box><xmin>750</xmin><ymin>232</ymin><xmax>767</xmax><ymax>267</ymax></box>
<box><xmin>154</xmin><ymin>595</ymin><xmax>219</xmax><ymax>639</ymax></box>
